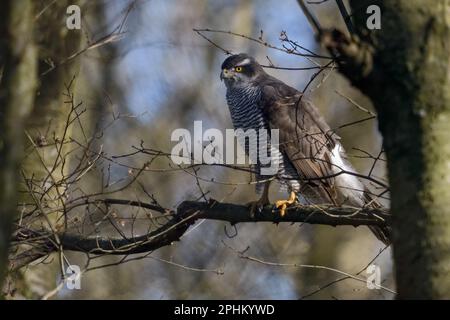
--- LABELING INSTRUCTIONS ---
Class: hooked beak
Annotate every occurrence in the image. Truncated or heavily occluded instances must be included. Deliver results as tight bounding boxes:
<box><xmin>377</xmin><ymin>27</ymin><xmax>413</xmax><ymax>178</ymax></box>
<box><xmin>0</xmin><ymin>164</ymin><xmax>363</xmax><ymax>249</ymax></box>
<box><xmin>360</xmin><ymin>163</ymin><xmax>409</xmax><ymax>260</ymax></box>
<box><xmin>220</xmin><ymin>68</ymin><xmax>231</xmax><ymax>81</ymax></box>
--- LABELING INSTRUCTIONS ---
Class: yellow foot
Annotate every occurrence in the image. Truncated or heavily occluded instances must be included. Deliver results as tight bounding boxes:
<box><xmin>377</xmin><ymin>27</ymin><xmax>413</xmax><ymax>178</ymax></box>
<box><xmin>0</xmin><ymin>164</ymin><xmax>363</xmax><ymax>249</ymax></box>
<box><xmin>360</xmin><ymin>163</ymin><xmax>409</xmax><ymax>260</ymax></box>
<box><xmin>274</xmin><ymin>191</ymin><xmax>296</xmax><ymax>217</ymax></box>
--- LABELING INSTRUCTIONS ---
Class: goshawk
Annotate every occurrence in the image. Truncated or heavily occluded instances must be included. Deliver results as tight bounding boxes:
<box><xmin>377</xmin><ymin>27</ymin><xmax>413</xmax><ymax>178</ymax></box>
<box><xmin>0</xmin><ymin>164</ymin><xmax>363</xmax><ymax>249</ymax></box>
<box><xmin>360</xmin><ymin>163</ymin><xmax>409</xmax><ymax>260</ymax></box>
<box><xmin>220</xmin><ymin>53</ymin><xmax>390</xmax><ymax>244</ymax></box>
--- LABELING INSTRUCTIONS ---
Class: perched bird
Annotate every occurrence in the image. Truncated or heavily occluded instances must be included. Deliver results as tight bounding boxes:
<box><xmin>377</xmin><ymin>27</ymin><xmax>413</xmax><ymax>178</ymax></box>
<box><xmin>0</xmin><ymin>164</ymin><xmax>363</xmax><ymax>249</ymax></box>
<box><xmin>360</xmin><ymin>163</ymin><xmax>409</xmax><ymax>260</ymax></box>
<box><xmin>220</xmin><ymin>53</ymin><xmax>390</xmax><ymax>245</ymax></box>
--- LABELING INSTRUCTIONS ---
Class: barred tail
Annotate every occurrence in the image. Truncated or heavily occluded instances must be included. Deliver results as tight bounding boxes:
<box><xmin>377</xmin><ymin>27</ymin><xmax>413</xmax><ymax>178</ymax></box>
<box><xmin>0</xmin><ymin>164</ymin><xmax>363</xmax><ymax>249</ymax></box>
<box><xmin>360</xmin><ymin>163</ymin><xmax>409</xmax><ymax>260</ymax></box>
<box><xmin>368</xmin><ymin>225</ymin><xmax>391</xmax><ymax>246</ymax></box>
<box><xmin>364</xmin><ymin>192</ymin><xmax>391</xmax><ymax>246</ymax></box>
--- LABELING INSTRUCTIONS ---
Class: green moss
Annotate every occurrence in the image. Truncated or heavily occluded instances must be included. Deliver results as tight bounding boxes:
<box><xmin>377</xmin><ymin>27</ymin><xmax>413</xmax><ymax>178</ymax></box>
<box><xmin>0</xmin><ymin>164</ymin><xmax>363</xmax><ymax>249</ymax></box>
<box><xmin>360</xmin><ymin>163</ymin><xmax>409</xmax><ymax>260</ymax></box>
<box><xmin>349</xmin><ymin>0</ymin><xmax>450</xmax><ymax>298</ymax></box>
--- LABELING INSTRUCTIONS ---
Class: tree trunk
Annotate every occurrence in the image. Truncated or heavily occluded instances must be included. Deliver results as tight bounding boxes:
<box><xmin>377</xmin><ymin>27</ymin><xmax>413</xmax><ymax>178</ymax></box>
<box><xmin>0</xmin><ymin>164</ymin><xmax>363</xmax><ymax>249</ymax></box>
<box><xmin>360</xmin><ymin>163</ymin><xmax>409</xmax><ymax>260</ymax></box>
<box><xmin>13</xmin><ymin>0</ymin><xmax>83</xmax><ymax>297</ymax></box>
<box><xmin>0</xmin><ymin>0</ymin><xmax>38</xmax><ymax>291</ymax></box>
<box><xmin>22</xmin><ymin>0</ymin><xmax>82</xmax><ymax>206</ymax></box>
<box><xmin>342</xmin><ymin>0</ymin><xmax>450</xmax><ymax>298</ymax></box>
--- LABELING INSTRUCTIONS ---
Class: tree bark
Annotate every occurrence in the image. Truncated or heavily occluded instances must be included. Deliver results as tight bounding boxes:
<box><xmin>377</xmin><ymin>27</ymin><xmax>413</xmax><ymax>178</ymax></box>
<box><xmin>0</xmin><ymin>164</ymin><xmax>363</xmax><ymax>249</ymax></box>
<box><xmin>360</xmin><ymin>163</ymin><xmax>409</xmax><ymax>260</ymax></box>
<box><xmin>0</xmin><ymin>0</ymin><xmax>38</xmax><ymax>290</ymax></box>
<box><xmin>323</xmin><ymin>0</ymin><xmax>450</xmax><ymax>298</ymax></box>
<box><xmin>15</xmin><ymin>0</ymin><xmax>83</xmax><ymax>297</ymax></box>
<box><xmin>11</xmin><ymin>200</ymin><xmax>389</xmax><ymax>270</ymax></box>
<box><xmin>21</xmin><ymin>0</ymin><xmax>83</xmax><ymax>206</ymax></box>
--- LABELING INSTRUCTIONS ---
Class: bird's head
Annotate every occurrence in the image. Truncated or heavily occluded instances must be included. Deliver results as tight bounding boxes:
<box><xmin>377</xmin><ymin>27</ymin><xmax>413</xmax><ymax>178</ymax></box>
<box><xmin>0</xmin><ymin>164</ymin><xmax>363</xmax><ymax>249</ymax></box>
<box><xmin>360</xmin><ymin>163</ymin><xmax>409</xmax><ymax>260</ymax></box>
<box><xmin>220</xmin><ymin>53</ymin><xmax>264</xmax><ymax>89</ymax></box>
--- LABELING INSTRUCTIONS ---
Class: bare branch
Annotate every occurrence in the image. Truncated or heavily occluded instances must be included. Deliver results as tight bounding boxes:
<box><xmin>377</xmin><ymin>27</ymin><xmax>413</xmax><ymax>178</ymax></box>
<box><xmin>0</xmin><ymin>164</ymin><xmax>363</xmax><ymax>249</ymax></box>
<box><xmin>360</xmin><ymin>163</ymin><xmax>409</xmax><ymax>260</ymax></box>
<box><xmin>11</xmin><ymin>199</ymin><xmax>390</xmax><ymax>270</ymax></box>
<box><xmin>335</xmin><ymin>0</ymin><xmax>355</xmax><ymax>35</ymax></box>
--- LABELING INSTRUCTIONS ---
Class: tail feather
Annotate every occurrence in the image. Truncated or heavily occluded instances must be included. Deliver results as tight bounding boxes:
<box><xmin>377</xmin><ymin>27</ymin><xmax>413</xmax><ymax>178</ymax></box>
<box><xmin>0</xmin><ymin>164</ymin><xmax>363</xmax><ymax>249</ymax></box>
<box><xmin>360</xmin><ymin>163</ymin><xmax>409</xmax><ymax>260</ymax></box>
<box><xmin>369</xmin><ymin>225</ymin><xmax>391</xmax><ymax>246</ymax></box>
<box><xmin>329</xmin><ymin>145</ymin><xmax>391</xmax><ymax>245</ymax></box>
<box><xmin>364</xmin><ymin>192</ymin><xmax>391</xmax><ymax>245</ymax></box>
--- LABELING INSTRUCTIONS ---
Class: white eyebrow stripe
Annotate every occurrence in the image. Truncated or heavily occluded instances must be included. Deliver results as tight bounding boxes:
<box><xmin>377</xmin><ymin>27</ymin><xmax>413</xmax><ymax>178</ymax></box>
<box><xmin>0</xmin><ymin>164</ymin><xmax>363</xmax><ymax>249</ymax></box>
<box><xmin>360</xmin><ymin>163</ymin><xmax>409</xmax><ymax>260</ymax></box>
<box><xmin>236</xmin><ymin>58</ymin><xmax>251</xmax><ymax>66</ymax></box>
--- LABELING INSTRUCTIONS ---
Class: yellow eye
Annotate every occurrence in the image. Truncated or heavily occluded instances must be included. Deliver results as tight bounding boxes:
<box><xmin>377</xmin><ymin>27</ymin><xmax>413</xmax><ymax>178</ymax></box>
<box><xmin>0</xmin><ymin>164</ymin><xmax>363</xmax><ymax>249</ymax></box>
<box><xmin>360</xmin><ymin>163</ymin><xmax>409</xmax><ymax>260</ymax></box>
<box><xmin>235</xmin><ymin>66</ymin><xmax>243</xmax><ymax>72</ymax></box>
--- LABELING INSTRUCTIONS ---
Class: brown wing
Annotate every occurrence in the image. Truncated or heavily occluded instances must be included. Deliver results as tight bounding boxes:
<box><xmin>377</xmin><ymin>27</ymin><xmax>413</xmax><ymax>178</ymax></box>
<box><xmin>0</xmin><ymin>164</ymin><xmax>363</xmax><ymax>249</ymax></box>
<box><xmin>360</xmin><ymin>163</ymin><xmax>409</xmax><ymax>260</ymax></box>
<box><xmin>258</xmin><ymin>76</ymin><xmax>339</xmax><ymax>204</ymax></box>
<box><xmin>257</xmin><ymin>76</ymin><xmax>391</xmax><ymax>244</ymax></box>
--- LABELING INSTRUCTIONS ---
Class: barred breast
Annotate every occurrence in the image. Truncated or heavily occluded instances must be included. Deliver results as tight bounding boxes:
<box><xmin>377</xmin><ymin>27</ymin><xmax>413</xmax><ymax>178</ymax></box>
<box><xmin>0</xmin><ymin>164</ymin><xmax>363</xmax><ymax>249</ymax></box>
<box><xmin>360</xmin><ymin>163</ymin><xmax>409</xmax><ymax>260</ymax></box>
<box><xmin>225</xmin><ymin>86</ymin><xmax>301</xmax><ymax>194</ymax></box>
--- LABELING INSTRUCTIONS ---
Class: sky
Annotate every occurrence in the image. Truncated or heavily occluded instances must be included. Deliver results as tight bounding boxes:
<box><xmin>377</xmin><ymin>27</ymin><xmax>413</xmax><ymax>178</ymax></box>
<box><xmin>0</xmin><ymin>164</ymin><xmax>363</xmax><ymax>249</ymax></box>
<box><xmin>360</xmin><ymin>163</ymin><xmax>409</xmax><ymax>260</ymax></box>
<box><xmin>113</xmin><ymin>0</ymin><xmax>317</xmax><ymax>122</ymax></box>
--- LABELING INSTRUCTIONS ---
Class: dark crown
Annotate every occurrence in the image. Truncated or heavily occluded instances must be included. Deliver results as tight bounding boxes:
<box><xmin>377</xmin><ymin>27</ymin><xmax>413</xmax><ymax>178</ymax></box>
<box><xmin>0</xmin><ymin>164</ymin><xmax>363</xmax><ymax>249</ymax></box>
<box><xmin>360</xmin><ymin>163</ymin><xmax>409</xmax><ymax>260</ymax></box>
<box><xmin>221</xmin><ymin>53</ymin><xmax>254</xmax><ymax>70</ymax></box>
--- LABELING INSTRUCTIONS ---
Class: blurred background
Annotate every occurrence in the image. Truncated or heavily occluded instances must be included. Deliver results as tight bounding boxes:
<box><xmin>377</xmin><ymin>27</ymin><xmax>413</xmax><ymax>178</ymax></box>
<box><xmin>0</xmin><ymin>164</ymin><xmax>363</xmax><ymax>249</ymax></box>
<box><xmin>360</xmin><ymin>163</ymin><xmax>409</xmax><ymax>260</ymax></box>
<box><xmin>13</xmin><ymin>0</ymin><xmax>393</xmax><ymax>299</ymax></box>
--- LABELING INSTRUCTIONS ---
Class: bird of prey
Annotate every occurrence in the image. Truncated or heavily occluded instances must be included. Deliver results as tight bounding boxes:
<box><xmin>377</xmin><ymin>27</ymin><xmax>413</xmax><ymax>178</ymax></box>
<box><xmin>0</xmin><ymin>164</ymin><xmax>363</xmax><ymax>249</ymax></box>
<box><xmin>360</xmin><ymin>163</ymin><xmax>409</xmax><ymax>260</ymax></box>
<box><xmin>220</xmin><ymin>53</ymin><xmax>390</xmax><ymax>244</ymax></box>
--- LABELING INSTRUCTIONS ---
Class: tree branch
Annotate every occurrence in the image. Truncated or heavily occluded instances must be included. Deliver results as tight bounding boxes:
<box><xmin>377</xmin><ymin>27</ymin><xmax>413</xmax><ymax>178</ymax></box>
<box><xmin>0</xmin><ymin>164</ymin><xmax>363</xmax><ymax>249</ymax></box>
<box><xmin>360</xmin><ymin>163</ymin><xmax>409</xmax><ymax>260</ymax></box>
<box><xmin>320</xmin><ymin>28</ymin><xmax>375</xmax><ymax>88</ymax></box>
<box><xmin>178</xmin><ymin>200</ymin><xmax>389</xmax><ymax>226</ymax></box>
<box><xmin>297</xmin><ymin>0</ymin><xmax>377</xmax><ymax>90</ymax></box>
<box><xmin>11</xmin><ymin>200</ymin><xmax>390</xmax><ymax>270</ymax></box>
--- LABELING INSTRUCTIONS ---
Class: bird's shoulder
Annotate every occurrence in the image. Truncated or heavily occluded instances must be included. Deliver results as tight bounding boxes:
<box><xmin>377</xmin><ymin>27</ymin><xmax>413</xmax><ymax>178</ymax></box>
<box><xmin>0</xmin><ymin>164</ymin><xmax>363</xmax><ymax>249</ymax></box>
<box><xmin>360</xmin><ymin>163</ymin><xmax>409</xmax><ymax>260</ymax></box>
<box><xmin>257</xmin><ymin>75</ymin><xmax>301</xmax><ymax>108</ymax></box>
<box><xmin>257</xmin><ymin>75</ymin><xmax>339</xmax><ymax>144</ymax></box>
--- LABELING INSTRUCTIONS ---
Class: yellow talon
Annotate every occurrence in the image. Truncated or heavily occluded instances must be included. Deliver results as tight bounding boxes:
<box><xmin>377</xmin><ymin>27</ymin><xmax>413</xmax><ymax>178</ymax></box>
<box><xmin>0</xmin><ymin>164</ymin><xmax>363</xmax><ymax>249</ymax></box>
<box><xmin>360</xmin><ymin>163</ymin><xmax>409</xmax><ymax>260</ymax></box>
<box><xmin>275</xmin><ymin>191</ymin><xmax>296</xmax><ymax>217</ymax></box>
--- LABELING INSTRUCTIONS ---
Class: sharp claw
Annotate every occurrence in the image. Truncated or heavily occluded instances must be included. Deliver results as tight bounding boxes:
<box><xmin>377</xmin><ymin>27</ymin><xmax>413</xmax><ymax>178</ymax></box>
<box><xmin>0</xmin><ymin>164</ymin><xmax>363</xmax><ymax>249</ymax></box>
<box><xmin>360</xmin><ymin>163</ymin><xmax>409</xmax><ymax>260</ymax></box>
<box><xmin>256</xmin><ymin>204</ymin><xmax>263</xmax><ymax>214</ymax></box>
<box><xmin>272</xmin><ymin>203</ymin><xmax>285</xmax><ymax>216</ymax></box>
<box><xmin>248</xmin><ymin>203</ymin><xmax>256</xmax><ymax>219</ymax></box>
<box><xmin>248</xmin><ymin>197</ymin><xmax>270</xmax><ymax>218</ymax></box>
<box><xmin>278</xmin><ymin>203</ymin><xmax>287</xmax><ymax>217</ymax></box>
<box><xmin>248</xmin><ymin>201</ymin><xmax>260</xmax><ymax>218</ymax></box>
